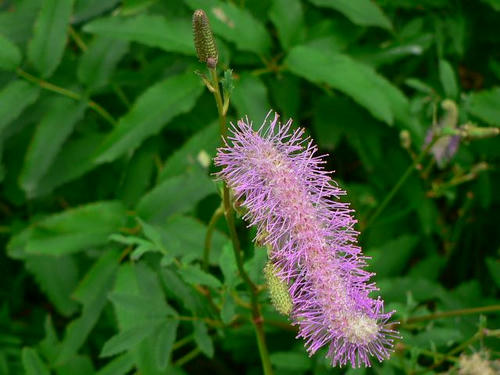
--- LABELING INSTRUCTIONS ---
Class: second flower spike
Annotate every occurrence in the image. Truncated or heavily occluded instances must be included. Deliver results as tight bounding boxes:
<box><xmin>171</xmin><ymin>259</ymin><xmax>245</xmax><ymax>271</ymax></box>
<box><xmin>192</xmin><ymin>9</ymin><xmax>218</xmax><ymax>69</ymax></box>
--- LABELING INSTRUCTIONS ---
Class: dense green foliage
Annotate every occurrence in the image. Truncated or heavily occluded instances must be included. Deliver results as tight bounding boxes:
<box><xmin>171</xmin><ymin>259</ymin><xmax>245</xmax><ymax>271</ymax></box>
<box><xmin>0</xmin><ymin>0</ymin><xmax>499</xmax><ymax>374</ymax></box>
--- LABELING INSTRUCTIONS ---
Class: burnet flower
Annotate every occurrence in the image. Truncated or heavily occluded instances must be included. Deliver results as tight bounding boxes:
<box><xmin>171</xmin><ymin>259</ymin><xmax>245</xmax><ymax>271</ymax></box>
<box><xmin>215</xmin><ymin>113</ymin><xmax>398</xmax><ymax>368</ymax></box>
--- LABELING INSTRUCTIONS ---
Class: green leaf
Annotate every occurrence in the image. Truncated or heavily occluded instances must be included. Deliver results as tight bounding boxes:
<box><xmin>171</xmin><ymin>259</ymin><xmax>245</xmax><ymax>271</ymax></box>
<box><xmin>244</xmin><ymin>247</ymin><xmax>268</xmax><ymax>285</ymax></box>
<box><xmin>270</xmin><ymin>351</ymin><xmax>311</xmax><ymax>371</ymax></box>
<box><xmin>178</xmin><ymin>265</ymin><xmax>222</xmax><ymax>289</ymax></box>
<box><xmin>25</xmin><ymin>255</ymin><xmax>79</xmax><ymax>316</ymax></box>
<box><xmin>27</xmin><ymin>0</ymin><xmax>74</xmax><ymax>77</ymax></box>
<box><xmin>193</xmin><ymin>321</ymin><xmax>214</xmax><ymax>358</ymax></box>
<box><xmin>56</xmin><ymin>249</ymin><xmax>122</xmax><ymax>363</ymax></box>
<box><xmin>95</xmin><ymin>352</ymin><xmax>134</xmax><ymax>375</ymax></box>
<box><xmin>467</xmin><ymin>87</ymin><xmax>500</xmax><ymax>127</ymax></box>
<box><xmin>269</xmin><ymin>0</ymin><xmax>304</xmax><ymax>50</ymax></box>
<box><xmin>83</xmin><ymin>14</ymin><xmax>193</xmax><ymax>55</ymax></box>
<box><xmin>74</xmin><ymin>0</ymin><xmax>121</xmax><ymax>23</ymax></box>
<box><xmin>481</xmin><ymin>0</ymin><xmax>500</xmax><ymax>11</ymax></box>
<box><xmin>94</xmin><ymin>71</ymin><xmax>203</xmax><ymax>163</ymax></box>
<box><xmin>220</xmin><ymin>291</ymin><xmax>236</xmax><ymax>324</ymax></box>
<box><xmin>161</xmin><ymin>215</ymin><xmax>228</xmax><ymax>264</ymax></box>
<box><xmin>136</xmin><ymin>170</ymin><xmax>216</xmax><ymax>223</ymax></box>
<box><xmin>185</xmin><ymin>0</ymin><xmax>271</xmax><ymax>55</ymax></box>
<box><xmin>77</xmin><ymin>36</ymin><xmax>129</xmax><ymax>92</ymax></box>
<box><xmin>219</xmin><ymin>243</ymin><xmax>239</xmax><ymax>288</ymax></box>
<box><xmin>0</xmin><ymin>80</ymin><xmax>40</xmax><ymax>136</ymax></box>
<box><xmin>287</xmin><ymin>45</ymin><xmax>394</xmax><ymax>125</ymax></box>
<box><xmin>158</xmin><ymin>122</ymin><xmax>219</xmax><ymax>182</ymax></box>
<box><xmin>231</xmin><ymin>73</ymin><xmax>269</xmax><ymax>122</ymax></box>
<box><xmin>439</xmin><ymin>59</ymin><xmax>458</xmax><ymax>98</ymax></box>
<box><xmin>20</xmin><ymin>97</ymin><xmax>86</xmax><ymax>196</ymax></box>
<box><xmin>100</xmin><ymin>322</ymin><xmax>162</xmax><ymax>358</ymax></box>
<box><xmin>367</xmin><ymin>235</ymin><xmax>419</xmax><ymax>278</ymax></box>
<box><xmin>25</xmin><ymin>201</ymin><xmax>127</xmax><ymax>256</ymax></box>
<box><xmin>0</xmin><ymin>33</ymin><xmax>22</xmax><ymax>71</ymax></box>
<box><xmin>485</xmin><ymin>257</ymin><xmax>500</xmax><ymax>287</ymax></box>
<box><xmin>22</xmin><ymin>348</ymin><xmax>50</xmax><ymax>375</ymax></box>
<box><xmin>309</xmin><ymin>0</ymin><xmax>392</xmax><ymax>30</ymax></box>
<box><xmin>31</xmin><ymin>132</ymin><xmax>104</xmax><ymax>197</ymax></box>
<box><xmin>154</xmin><ymin>321</ymin><xmax>178</xmax><ymax>370</ymax></box>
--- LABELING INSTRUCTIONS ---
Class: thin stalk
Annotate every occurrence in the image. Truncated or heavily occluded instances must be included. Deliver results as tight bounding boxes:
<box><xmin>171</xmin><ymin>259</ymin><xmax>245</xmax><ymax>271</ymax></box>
<box><xmin>208</xmin><ymin>67</ymin><xmax>273</xmax><ymax>375</ymax></box>
<box><xmin>405</xmin><ymin>305</ymin><xmax>500</xmax><ymax>324</ymax></box>
<box><xmin>203</xmin><ymin>204</ymin><xmax>224</xmax><ymax>270</ymax></box>
<box><xmin>365</xmin><ymin>140</ymin><xmax>435</xmax><ymax>228</ymax></box>
<box><xmin>16</xmin><ymin>68</ymin><xmax>117</xmax><ymax>126</ymax></box>
<box><xmin>173</xmin><ymin>334</ymin><xmax>195</xmax><ymax>351</ymax></box>
<box><xmin>173</xmin><ymin>348</ymin><xmax>201</xmax><ymax>367</ymax></box>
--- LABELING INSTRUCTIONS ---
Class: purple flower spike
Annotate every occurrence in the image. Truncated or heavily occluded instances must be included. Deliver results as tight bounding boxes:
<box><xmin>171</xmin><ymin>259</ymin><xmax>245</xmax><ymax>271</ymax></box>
<box><xmin>215</xmin><ymin>113</ymin><xmax>398</xmax><ymax>368</ymax></box>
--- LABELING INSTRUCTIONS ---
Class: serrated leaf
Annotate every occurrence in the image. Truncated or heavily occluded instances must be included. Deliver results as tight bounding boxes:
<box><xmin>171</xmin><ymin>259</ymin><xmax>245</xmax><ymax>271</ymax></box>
<box><xmin>193</xmin><ymin>321</ymin><xmax>214</xmax><ymax>358</ymax></box>
<box><xmin>185</xmin><ymin>0</ymin><xmax>271</xmax><ymax>55</ymax></box>
<box><xmin>27</xmin><ymin>0</ymin><xmax>74</xmax><ymax>77</ymax></box>
<box><xmin>25</xmin><ymin>255</ymin><xmax>79</xmax><ymax>317</ymax></box>
<box><xmin>0</xmin><ymin>80</ymin><xmax>40</xmax><ymax>136</ymax></box>
<box><xmin>83</xmin><ymin>14</ymin><xmax>193</xmax><ymax>55</ymax></box>
<box><xmin>154</xmin><ymin>321</ymin><xmax>178</xmax><ymax>370</ymax></box>
<box><xmin>158</xmin><ymin>122</ymin><xmax>219</xmax><ymax>182</ymax></box>
<box><xmin>286</xmin><ymin>45</ymin><xmax>394</xmax><ymax>125</ymax></box>
<box><xmin>25</xmin><ymin>201</ymin><xmax>127</xmax><ymax>256</ymax></box>
<box><xmin>136</xmin><ymin>170</ymin><xmax>215</xmax><ymax>223</ymax></box>
<box><xmin>309</xmin><ymin>0</ymin><xmax>392</xmax><ymax>30</ymax></box>
<box><xmin>20</xmin><ymin>97</ymin><xmax>86</xmax><ymax>196</ymax></box>
<box><xmin>100</xmin><ymin>322</ymin><xmax>162</xmax><ymax>358</ymax></box>
<box><xmin>95</xmin><ymin>352</ymin><xmax>134</xmax><ymax>375</ymax></box>
<box><xmin>31</xmin><ymin>132</ymin><xmax>104</xmax><ymax>197</ymax></box>
<box><xmin>231</xmin><ymin>73</ymin><xmax>269</xmax><ymax>122</ymax></box>
<box><xmin>22</xmin><ymin>348</ymin><xmax>50</xmax><ymax>375</ymax></box>
<box><xmin>467</xmin><ymin>87</ymin><xmax>500</xmax><ymax>127</ymax></box>
<box><xmin>269</xmin><ymin>0</ymin><xmax>304</xmax><ymax>50</ymax></box>
<box><xmin>77</xmin><ymin>36</ymin><xmax>129</xmax><ymax>92</ymax></box>
<box><xmin>178</xmin><ymin>265</ymin><xmax>222</xmax><ymax>289</ymax></box>
<box><xmin>57</xmin><ymin>249</ymin><xmax>121</xmax><ymax>363</ymax></box>
<box><xmin>219</xmin><ymin>243</ymin><xmax>238</xmax><ymax>288</ymax></box>
<box><xmin>439</xmin><ymin>59</ymin><xmax>458</xmax><ymax>98</ymax></box>
<box><xmin>94</xmin><ymin>71</ymin><xmax>203</xmax><ymax>163</ymax></box>
<box><xmin>220</xmin><ymin>291</ymin><xmax>235</xmax><ymax>324</ymax></box>
<box><xmin>0</xmin><ymin>33</ymin><xmax>22</xmax><ymax>71</ymax></box>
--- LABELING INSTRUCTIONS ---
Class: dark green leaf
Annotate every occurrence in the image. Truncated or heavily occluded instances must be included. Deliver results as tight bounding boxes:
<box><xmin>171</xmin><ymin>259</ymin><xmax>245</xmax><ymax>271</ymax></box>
<box><xmin>219</xmin><ymin>243</ymin><xmax>238</xmax><ymax>288</ymax></box>
<box><xmin>270</xmin><ymin>351</ymin><xmax>311</xmax><ymax>371</ymax></box>
<box><xmin>439</xmin><ymin>59</ymin><xmax>458</xmax><ymax>98</ymax></box>
<box><xmin>193</xmin><ymin>321</ymin><xmax>214</xmax><ymax>358</ymax></box>
<box><xmin>467</xmin><ymin>87</ymin><xmax>500</xmax><ymax>127</ymax></box>
<box><xmin>94</xmin><ymin>71</ymin><xmax>203</xmax><ymax>163</ymax></box>
<box><xmin>231</xmin><ymin>73</ymin><xmax>269</xmax><ymax>122</ymax></box>
<box><xmin>77</xmin><ymin>36</ymin><xmax>129</xmax><ymax>92</ymax></box>
<box><xmin>22</xmin><ymin>348</ymin><xmax>50</xmax><ymax>375</ymax></box>
<box><xmin>100</xmin><ymin>322</ymin><xmax>161</xmax><ymax>358</ymax></box>
<box><xmin>185</xmin><ymin>0</ymin><xmax>271</xmax><ymax>55</ymax></box>
<box><xmin>25</xmin><ymin>201</ymin><xmax>127</xmax><ymax>256</ymax></box>
<box><xmin>309</xmin><ymin>0</ymin><xmax>392</xmax><ymax>30</ymax></box>
<box><xmin>27</xmin><ymin>0</ymin><xmax>74</xmax><ymax>77</ymax></box>
<box><xmin>220</xmin><ymin>291</ymin><xmax>236</xmax><ymax>324</ymax></box>
<box><xmin>0</xmin><ymin>80</ymin><xmax>40</xmax><ymax>136</ymax></box>
<box><xmin>83</xmin><ymin>14</ymin><xmax>193</xmax><ymax>55</ymax></box>
<box><xmin>95</xmin><ymin>352</ymin><xmax>134</xmax><ymax>375</ymax></box>
<box><xmin>269</xmin><ymin>0</ymin><xmax>304</xmax><ymax>50</ymax></box>
<box><xmin>74</xmin><ymin>0</ymin><xmax>121</xmax><ymax>23</ymax></box>
<box><xmin>178</xmin><ymin>265</ymin><xmax>222</xmax><ymax>289</ymax></box>
<box><xmin>20</xmin><ymin>97</ymin><xmax>86</xmax><ymax>196</ymax></box>
<box><xmin>136</xmin><ymin>170</ymin><xmax>215</xmax><ymax>223</ymax></box>
<box><xmin>0</xmin><ymin>33</ymin><xmax>22</xmax><ymax>71</ymax></box>
<box><xmin>154</xmin><ymin>321</ymin><xmax>178</xmax><ymax>370</ymax></box>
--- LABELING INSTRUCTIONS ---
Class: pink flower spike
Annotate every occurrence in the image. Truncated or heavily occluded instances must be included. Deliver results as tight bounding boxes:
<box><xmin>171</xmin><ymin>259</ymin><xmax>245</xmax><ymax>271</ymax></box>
<box><xmin>215</xmin><ymin>112</ymin><xmax>399</xmax><ymax>368</ymax></box>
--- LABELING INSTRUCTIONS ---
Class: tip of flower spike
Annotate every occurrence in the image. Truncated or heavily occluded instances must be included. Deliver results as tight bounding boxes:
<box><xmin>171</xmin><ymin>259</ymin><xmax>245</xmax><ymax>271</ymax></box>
<box><xmin>192</xmin><ymin>9</ymin><xmax>218</xmax><ymax>69</ymax></box>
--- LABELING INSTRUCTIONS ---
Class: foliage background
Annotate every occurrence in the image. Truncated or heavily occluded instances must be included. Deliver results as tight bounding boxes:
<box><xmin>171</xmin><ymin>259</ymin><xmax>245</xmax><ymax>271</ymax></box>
<box><xmin>0</xmin><ymin>0</ymin><xmax>499</xmax><ymax>374</ymax></box>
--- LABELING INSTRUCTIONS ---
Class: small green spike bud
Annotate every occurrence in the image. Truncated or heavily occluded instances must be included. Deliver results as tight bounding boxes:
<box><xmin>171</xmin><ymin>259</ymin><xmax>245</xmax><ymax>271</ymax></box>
<box><xmin>264</xmin><ymin>262</ymin><xmax>293</xmax><ymax>316</ymax></box>
<box><xmin>192</xmin><ymin>9</ymin><xmax>218</xmax><ymax>69</ymax></box>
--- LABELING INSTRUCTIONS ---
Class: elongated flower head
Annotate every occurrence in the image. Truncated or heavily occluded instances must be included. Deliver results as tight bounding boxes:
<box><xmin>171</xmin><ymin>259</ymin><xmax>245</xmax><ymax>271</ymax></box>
<box><xmin>192</xmin><ymin>9</ymin><xmax>218</xmax><ymax>69</ymax></box>
<box><xmin>215</xmin><ymin>113</ymin><xmax>398</xmax><ymax>368</ymax></box>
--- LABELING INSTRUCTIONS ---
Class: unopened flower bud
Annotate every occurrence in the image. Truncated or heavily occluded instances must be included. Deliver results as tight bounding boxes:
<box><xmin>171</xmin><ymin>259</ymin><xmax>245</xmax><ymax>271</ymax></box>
<box><xmin>192</xmin><ymin>9</ymin><xmax>218</xmax><ymax>69</ymax></box>
<box><xmin>264</xmin><ymin>262</ymin><xmax>293</xmax><ymax>316</ymax></box>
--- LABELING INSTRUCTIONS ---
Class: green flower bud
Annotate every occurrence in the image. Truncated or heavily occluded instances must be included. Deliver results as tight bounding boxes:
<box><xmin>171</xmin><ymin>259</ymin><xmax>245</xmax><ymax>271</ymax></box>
<box><xmin>192</xmin><ymin>9</ymin><xmax>218</xmax><ymax>69</ymax></box>
<box><xmin>264</xmin><ymin>262</ymin><xmax>293</xmax><ymax>316</ymax></box>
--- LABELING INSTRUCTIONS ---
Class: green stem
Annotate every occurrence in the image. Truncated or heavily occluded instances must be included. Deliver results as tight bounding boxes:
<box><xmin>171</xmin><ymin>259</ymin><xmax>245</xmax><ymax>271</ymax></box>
<box><xmin>16</xmin><ymin>68</ymin><xmax>117</xmax><ymax>127</ymax></box>
<box><xmin>208</xmin><ymin>67</ymin><xmax>273</xmax><ymax>375</ymax></box>
<box><xmin>173</xmin><ymin>334</ymin><xmax>195</xmax><ymax>351</ymax></box>
<box><xmin>173</xmin><ymin>348</ymin><xmax>201</xmax><ymax>367</ymax></box>
<box><xmin>365</xmin><ymin>140</ymin><xmax>435</xmax><ymax>228</ymax></box>
<box><xmin>405</xmin><ymin>305</ymin><xmax>500</xmax><ymax>324</ymax></box>
<box><xmin>203</xmin><ymin>204</ymin><xmax>224</xmax><ymax>270</ymax></box>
